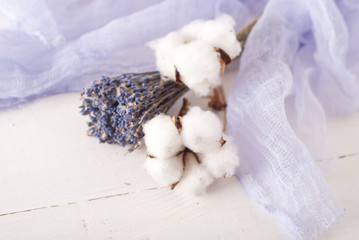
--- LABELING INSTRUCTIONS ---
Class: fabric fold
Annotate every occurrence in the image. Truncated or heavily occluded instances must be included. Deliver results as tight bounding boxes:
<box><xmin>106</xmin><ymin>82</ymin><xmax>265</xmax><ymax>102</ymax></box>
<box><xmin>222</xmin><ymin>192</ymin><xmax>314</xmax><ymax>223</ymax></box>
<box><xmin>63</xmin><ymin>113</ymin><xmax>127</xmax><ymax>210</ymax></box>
<box><xmin>0</xmin><ymin>0</ymin><xmax>247</xmax><ymax>109</ymax></box>
<box><xmin>227</xmin><ymin>0</ymin><xmax>358</xmax><ymax>238</ymax></box>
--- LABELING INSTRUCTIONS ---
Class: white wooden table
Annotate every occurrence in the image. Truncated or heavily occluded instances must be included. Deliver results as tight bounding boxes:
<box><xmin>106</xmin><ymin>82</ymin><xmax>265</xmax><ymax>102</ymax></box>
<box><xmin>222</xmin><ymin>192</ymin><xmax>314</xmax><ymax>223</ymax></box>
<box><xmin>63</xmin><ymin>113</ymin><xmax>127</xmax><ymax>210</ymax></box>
<box><xmin>0</xmin><ymin>70</ymin><xmax>358</xmax><ymax>239</ymax></box>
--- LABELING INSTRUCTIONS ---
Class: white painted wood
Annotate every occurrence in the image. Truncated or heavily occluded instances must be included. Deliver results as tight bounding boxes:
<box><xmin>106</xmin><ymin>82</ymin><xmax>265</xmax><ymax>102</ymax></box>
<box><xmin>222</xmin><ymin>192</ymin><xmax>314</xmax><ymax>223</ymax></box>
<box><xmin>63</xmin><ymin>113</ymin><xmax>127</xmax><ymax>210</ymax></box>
<box><xmin>327</xmin><ymin>113</ymin><xmax>359</xmax><ymax>157</ymax></box>
<box><xmin>0</xmin><ymin>177</ymin><xmax>290</xmax><ymax>240</ymax></box>
<box><xmin>0</xmin><ymin>70</ymin><xmax>358</xmax><ymax>239</ymax></box>
<box><xmin>0</xmin><ymin>155</ymin><xmax>358</xmax><ymax>240</ymax></box>
<box><xmin>0</xmin><ymin>93</ymin><xmax>158</xmax><ymax>214</ymax></box>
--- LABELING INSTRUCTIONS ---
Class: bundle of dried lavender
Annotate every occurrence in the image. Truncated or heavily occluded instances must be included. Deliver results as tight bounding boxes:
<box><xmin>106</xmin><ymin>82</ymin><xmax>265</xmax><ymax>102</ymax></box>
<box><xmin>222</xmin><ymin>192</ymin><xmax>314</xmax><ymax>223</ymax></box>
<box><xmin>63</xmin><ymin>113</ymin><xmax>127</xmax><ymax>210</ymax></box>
<box><xmin>80</xmin><ymin>72</ymin><xmax>188</xmax><ymax>150</ymax></box>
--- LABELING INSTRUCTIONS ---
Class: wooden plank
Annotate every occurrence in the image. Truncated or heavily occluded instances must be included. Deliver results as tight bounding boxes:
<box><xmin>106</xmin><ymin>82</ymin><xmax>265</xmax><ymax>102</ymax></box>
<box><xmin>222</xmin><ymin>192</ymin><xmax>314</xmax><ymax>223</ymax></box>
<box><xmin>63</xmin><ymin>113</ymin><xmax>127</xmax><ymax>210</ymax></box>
<box><xmin>0</xmin><ymin>93</ymin><xmax>157</xmax><ymax>214</ymax></box>
<box><xmin>0</xmin><ymin>154</ymin><xmax>358</xmax><ymax>240</ymax></box>
<box><xmin>0</xmin><ymin>177</ymin><xmax>287</xmax><ymax>240</ymax></box>
<box><xmin>321</xmin><ymin>153</ymin><xmax>359</xmax><ymax>240</ymax></box>
<box><xmin>327</xmin><ymin>112</ymin><xmax>359</xmax><ymax>157</ymax></box>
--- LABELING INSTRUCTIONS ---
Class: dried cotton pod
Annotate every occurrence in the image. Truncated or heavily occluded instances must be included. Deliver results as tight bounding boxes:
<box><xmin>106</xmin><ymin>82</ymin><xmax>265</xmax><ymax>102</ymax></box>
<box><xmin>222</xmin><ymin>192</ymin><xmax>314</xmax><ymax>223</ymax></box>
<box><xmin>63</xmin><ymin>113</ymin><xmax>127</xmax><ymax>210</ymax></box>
<box><xmin>181</xmin><ymin>106</ymin><xmax>223</xmax><ymax>153</ymax></box>
<box><xmin>201</xmin><ymin>135</ymin><xmax>239</xmax><ymax>178</ymax></box>
<box><xmin>143</xmin><ymin>114</ymin><xmax>183</xmax><ymax>158</ymax></box>
<box><xmin>176</xmin><ymin>151</ymin><xmax>215</xmax><ymax>196</ymax></box>
<box><xmin>148</xmin><ymin>32</ymin><xmax>186</xmax><ymax>81</ymax></box>
<box><xmin>144</xmin><ymin>154</ymin><xmax>184</xmax><ymax>187</ymax></box>
<box><xmin>173</xmin><ymin>40</ymin><xmax>221</xmax><ymax>96</ymax></box>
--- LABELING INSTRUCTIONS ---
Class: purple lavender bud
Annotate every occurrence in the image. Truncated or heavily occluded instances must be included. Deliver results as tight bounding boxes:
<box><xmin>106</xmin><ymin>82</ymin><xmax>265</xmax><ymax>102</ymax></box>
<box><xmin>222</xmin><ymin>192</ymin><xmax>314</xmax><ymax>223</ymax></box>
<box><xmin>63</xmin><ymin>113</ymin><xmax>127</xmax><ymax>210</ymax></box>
<box><xmin>80</xmin><ymin>71</ymin><xmax>188</xmax><ymax>151</ymax></box>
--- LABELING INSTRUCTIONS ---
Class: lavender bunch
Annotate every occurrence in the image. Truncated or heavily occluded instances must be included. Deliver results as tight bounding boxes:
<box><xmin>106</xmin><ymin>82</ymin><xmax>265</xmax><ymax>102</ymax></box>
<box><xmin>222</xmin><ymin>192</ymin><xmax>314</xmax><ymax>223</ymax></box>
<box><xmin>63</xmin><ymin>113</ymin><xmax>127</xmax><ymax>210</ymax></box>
<box><xmin>80</xmin><ymin>71</ymin><xmax>188</xmax><ymax>151</ymax></box>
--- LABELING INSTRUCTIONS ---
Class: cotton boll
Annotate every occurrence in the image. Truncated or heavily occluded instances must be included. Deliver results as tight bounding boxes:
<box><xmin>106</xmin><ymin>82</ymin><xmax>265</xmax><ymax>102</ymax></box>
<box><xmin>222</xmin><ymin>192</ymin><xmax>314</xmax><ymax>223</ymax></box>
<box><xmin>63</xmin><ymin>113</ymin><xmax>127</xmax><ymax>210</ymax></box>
<box><xmin>179</xmin><ymin>19</ymin><xmax>205</xmax><ymax>42</ymax></box>
<box><xmin>201</xmin><ymin>135</ymin><xmax>239</xmax><ymax>178</ymax></box>
<box><xmin>148</xmin><ymin>32</ymin><xmax>185</xmax><ymax>81</ymax></box>
<box><xmin>143</xmin><ymin>114</ymin><xmax>183</xmax><ymax>159</ymax></box>
<box><xmin>173</xmin><ymin>40</ymin><xmax>221</xmax><ymax>96</ymax></box>
<box><xmin>176</xmin><ymin>152</ymin><xmax>214</xmax><ymax>195</ymax></box>
<box><xmin>148</xmin><ymin>15</ymin><xmax>240</xmax><ymax>85</ymax></box>
<box><xmin>200</xmin><ymin>14</ymin><xmax>241</xmax><ymax>59</ymax></box>
<box><xmin>181</xmin><ymin>107</ymin><xmax>223</xmax><ymax>153</ymax></box>
<box><xmin>216</xmin><ymin>14</ymin><xmax>237</xmax><ymax>27</ymax></box>
<box><xmin>144</xmin><ymin>155</ymin><xmax>184</xmax><ymax>187</ymax></box>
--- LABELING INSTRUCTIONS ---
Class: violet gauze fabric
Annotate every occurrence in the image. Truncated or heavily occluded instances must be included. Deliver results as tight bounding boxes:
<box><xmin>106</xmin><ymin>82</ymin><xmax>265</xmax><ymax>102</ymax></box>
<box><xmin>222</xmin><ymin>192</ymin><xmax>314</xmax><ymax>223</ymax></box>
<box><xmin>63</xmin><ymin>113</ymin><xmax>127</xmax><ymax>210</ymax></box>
<box><xmin>227</xmin><ymin>0</ymin><xmax>359</xmax><ymax>239</ymax></box>
<box><xmin>0</xmin><ymin>0</ymin><xmax>249</xmax><ymax>109</ymax></box>
<box><xmin>1</xmin><ymin>0</ymin><xmax>358</xmax><ymax>239</ymax></box>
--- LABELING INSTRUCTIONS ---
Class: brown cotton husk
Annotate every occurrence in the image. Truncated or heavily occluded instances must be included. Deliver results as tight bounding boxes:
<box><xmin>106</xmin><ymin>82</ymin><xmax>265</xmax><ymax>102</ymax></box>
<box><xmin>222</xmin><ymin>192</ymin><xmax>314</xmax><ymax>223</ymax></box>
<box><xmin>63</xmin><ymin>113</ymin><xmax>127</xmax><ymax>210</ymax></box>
<box><xmin>178</xmin><ymin>98</ymin><xmax>190</xmax><ymax>117</ymax></box>
<box><xmin>172</xmin><ymin>115</ymin><xmax>183</xmax><ymax>132</ymax></box>
<box><xmin>220</xmin><ymin>137</ymin><xmax>227</xmax><ymax>147</ymax></box>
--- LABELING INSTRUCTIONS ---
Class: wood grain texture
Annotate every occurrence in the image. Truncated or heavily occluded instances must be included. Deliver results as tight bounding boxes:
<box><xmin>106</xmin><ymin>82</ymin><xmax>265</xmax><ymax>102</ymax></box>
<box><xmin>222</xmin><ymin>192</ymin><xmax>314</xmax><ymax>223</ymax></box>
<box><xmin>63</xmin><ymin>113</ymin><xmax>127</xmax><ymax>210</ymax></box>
<box><xmin>0</xmin><ymin>70</ymin><xmax>358</xmax><ymax>239</ymax></box>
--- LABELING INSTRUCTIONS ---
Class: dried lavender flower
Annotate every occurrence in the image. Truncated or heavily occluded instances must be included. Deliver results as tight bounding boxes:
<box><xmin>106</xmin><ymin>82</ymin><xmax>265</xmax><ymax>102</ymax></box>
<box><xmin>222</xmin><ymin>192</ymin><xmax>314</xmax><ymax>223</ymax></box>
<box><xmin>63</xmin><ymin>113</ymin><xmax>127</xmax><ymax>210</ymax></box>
<box><xmin>80</xmin><ymin>71</ymin><xmax>188</xmax><ymax>151</ymax></box>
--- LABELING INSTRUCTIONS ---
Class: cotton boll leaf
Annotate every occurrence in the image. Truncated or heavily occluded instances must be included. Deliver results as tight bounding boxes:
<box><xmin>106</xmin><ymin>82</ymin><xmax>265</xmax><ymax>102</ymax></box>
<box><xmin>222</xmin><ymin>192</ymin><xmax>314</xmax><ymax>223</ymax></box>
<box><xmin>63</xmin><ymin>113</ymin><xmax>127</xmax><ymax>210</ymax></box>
<box><xmin>176</xmin><ymin>152</ymin><xmax>214</xmax><ymax>196</ymax></box>
<box><xmin>200</xmin><ymin>14</ymin><xmax>241</xmax><ymax>59</ymax></box>
<box><xmin>173</xmin><ymin>40</ymin><xmax>221</xmax><ymax>96</ymax></box>
<box><xmin>181</xmin><ymin>106</ymin><xmax>223</xmax><ymax>153</ymax></box>
<box><xmin>144</xmin><ymin>155</ymin><xmax>184</xmax><ymax>187</ymax></box>
<box><xmin>148</xmin><ymin>32</ymin><xmax>185</xmax><ymax>81</ymax></box>
<box><xmin>143</xmin><ymin>114</ymin><xmax>183</xmax><ymax>159</ymax></box>
<box><xmin>201</xmin><ymin>135</ymin><xmax>239</xmax><ymax>178</ymax></box>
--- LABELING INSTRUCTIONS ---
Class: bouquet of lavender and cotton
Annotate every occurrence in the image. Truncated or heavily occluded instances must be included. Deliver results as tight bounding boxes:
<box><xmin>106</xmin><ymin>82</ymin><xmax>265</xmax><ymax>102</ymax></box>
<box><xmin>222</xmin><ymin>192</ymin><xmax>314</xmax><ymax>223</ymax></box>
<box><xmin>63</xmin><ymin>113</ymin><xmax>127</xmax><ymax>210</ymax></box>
<box><xmin>80</xmin><ymin>15</ymin><xmax>256</xmax><ymax>195</ymax></box>
<box><xmin>80</xmin><ymin>15</ymin><xmax>257</xmax><ymax>151</ymax></box>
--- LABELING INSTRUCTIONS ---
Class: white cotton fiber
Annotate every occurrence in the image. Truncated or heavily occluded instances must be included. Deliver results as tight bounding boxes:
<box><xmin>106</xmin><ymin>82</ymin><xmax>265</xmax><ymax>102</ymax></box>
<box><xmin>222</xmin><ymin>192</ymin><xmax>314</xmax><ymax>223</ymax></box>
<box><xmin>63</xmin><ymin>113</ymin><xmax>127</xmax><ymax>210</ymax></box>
<box><xmin>201</xmin><ymin>135</ymin><xmax>239</xmax><ymax>178</ymax></box>
<box><xmin>179</xmin><ymin>14</ymin><xmax>241</xmax><ymax>60</ymax></box>
<box><xmin>181</xmin><ymin>107</ymin><xmax>223</xmax><ymax>153</ymax></box>
<box><xmin>200</xmin><ymin>14</ymin><xmax>242</xmax><ymax>59</ymax></box>
<box><xmin>148</xmin><ymin>14</ymin><xmax>241</xmax><ymax>94</ymax></box>
<box><xmin>144</xmin><ymin>155</ymin><xmax>184</xmax><ymax>186</ymax></box>
<box><xmin>148</xmin><ymin>32</ymin><xmax>185</xmax><ymax>81</ymax></box>
<box><xmin>176</xmin><ymin>153</ymin><xmax>214</xmax><ymax>195</ymax></box>
<box><xmin>173</xmin><ymin>40</ymin><xmax>221</xmax><ymax>96</ymax></box>
<box><xmin>143</xmin><ymin>114</ymin><xmax>183</xmax><ymax>158</ymax></box>
<box><xmin>179</xmin><ymin>19</ymin><xmax>205</xmax><ymax>42</ymax></box>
